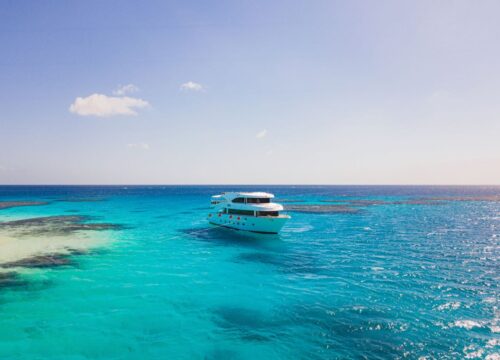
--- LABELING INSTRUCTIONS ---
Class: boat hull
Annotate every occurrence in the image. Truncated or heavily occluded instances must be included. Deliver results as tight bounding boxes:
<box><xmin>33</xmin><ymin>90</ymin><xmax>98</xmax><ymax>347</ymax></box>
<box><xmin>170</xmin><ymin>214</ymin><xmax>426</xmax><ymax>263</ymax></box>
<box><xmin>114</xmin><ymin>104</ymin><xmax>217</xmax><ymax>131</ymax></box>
<box><xmin>207</xmin><ymin>212</ymin><xmax>289</xmax><ymax>234</ymax></box>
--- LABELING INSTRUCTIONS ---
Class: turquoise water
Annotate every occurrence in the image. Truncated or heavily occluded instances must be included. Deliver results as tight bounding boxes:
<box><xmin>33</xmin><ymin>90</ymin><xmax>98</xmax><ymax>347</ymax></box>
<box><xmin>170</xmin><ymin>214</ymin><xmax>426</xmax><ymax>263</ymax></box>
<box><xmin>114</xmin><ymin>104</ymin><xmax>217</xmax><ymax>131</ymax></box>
<box><xmin>0</xmin><ymin>186</ymin><xmax>498</xmax><ymax>359</ymax></box>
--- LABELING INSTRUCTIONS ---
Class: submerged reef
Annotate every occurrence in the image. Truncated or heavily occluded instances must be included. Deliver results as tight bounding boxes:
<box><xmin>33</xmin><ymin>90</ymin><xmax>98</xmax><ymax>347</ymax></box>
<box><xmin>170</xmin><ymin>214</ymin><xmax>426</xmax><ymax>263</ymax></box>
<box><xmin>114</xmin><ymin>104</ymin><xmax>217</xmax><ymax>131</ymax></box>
<box><xmin>0</xmin><ymin>215</ymin><xmax>124</xmax><ymax>236</ymax></box>
<box><xmin>356</xmin><ymin>195</ymin><xmax>500</xmax><ymax>205</ymax></box>
<box><xmin>56</xmin><ymin>198</ymin><xmax>106</xmax><ymax>203</ymax></box>
<box><xmin>212</xmin><ymin>305</ymin><xmax>282</xmax><ymax>343</ymax></box>
<box><xmin>285</xmin><ymin>204</ymin><xmax>360</xmax><ymax>214</ymax></box>
<box><xmin>281</xmin><ymin>196</ymin><xmax>466</xmax><ymax>214</ymax></box>
<box><xmin>234</xmin><ymin>252</ymin><xmax>284</xmax><ymax>267</ymax></box>
<box><xmin>282</xmin><ymin>194</ymin><xmax>500</xmax><ymax>216</ymax></box>
<box><xmin>344</xmin><ymin>200</ymin><xmax>387</xmax><ymax>206</ymax></box>
<box><xmin>0</xmin><ymin>213</ymin><xmax>123</xmax><ymax>291</ymax></box>
<box><xmin>319</xmin><ymin>199</ymin><xmax>445</xmax><ymax>206</ymax></box>
<box><xmin>391</xmin><ymin>199</ymin><xmax>445</xmax><ymax>205</ymax></box>
<box><xmin>2</xmin><ymin>254</ymin><xmax>74</xmax><ymax>269</ymax></box>
<box><xmin>0</xmin><ymin>271</ymin><xmax>28</xmax><ymax>289</ymax></box>
<box><xmin>0</xmin><ymin>201</ymin><xmax>49</xmax><ymax>210</ymax></box>
<box><xmin>384</xmin><ymin>196</ymin><xmax>500</xmax><ymax>205</ymax></box>
<box><xmin>421</xmin><ymin>195</ymin><xmax>500</xmax><ymax>202</ymax></box>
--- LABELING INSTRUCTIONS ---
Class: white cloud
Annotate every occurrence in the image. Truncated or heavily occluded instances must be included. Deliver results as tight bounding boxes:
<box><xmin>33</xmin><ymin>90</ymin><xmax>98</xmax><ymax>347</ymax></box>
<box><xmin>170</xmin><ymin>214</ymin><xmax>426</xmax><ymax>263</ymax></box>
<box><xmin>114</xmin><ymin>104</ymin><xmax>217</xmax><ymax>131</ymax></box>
<box><xmin>127</xmin><ymin>143</ymin><xmax>150</xmax><ymax>150</ymax></box>
<box><xmin>256</xmin><ymin>129</ymin><xmax>268</xmax><ymax>139</ymax></box>
<box><xmin>113</xmin><ymin>84</ymin><xmax>139</xmax><ymax>96</ymax></box>
<box><xmin>180</xmin><ymin>81</ymin><xmax>204</xmax><ymax>92</ymax></box>
<box><xmin>69</xmin><ymin>94</ymin><xmax>149</xmax><ymax>117</ymax></box>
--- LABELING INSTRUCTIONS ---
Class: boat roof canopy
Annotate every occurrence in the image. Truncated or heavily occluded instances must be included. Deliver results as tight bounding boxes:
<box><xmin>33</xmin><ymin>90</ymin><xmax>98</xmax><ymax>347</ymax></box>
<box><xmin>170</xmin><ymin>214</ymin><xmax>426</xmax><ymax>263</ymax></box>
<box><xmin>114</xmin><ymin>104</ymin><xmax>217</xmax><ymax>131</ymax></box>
<box><xmin>222</xmin><ymin>192</ymin><xmax>274</xmax><ymax>199</ymax></box>
<box><xmin>238</xmin><ymin>192</ymin><xmax>274</xmax><ymax>198</ymax></box>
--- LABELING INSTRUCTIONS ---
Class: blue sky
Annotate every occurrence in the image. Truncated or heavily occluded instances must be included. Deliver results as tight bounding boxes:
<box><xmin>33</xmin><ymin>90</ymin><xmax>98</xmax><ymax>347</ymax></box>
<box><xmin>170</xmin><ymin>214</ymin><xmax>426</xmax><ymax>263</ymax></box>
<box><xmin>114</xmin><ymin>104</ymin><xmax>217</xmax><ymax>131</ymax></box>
<box><xmin>1</xmin><ymin>0</ymin><xmax>499</xmax><ymax>184</ymax></box>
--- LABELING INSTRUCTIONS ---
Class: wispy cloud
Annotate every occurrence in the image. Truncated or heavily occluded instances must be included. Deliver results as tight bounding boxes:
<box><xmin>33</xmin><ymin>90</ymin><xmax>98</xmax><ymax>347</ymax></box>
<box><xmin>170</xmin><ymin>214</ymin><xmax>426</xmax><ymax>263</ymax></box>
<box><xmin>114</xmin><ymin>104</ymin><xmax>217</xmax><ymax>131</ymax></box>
<box><xmin>256</xmin><ymin>129</ymin><xmax>268</xmax><ymax>139</ymax></box>
<box><xmin>127</xmin><ymin>143</ymin><xmax>150</xmax><ymax>150</ymax></box>
<box><xmin>113</xmin><ymin>84</ymin><xmax>139</xmax><ymax>96</ymax></box>
<box><xmin>69</xmin><ymin>93</ymin><xmax>149</xmax><ymax>117</ymax></box>
<box><xmin>180</xmin><ymin>81</ymin><xmax>204</xmax><ymax>92</ymax></box>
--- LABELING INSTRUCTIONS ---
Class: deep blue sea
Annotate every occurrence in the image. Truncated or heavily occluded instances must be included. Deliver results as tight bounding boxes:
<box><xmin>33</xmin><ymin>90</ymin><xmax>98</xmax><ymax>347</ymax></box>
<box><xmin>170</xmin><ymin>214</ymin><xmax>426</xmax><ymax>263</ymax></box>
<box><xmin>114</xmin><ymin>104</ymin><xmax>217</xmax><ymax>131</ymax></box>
<box><xmin>0</xmin><ymin>186</ymin><xmax>498</xmax><ymax>359</ymax></box>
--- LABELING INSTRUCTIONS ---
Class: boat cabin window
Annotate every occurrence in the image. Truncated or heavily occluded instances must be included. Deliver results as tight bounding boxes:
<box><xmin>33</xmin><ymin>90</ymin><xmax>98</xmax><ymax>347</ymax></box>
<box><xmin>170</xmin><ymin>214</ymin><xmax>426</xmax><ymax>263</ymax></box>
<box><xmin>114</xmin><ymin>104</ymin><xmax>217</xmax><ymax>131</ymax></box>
<box><xmin>256</xmin><ymin>211</ymin><xmax>279</xmax><ymax>217</ymax></box>
<box><xmin>232</xmin><ymin>197</ymin><xmax>271</xmax><ymax>204</ymax></box>
<box><xmin>228</xmin><ymin>208</ymin><xmax>254</xmax><ymax>216</ymax></box>
<box><xmin>246</xmin><ymin>198</ymin><xmax>270</xmax><ymax>204</ymax></box>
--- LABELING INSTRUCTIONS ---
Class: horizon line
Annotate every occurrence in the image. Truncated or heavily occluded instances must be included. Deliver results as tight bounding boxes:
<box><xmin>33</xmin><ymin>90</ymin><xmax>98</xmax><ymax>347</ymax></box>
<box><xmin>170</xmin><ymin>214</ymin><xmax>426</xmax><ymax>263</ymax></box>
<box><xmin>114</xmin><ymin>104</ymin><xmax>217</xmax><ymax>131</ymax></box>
<box><xmin>0</xmin><ymin>184</ymin><xmax>499</xmax><ymax>187</ymax></box>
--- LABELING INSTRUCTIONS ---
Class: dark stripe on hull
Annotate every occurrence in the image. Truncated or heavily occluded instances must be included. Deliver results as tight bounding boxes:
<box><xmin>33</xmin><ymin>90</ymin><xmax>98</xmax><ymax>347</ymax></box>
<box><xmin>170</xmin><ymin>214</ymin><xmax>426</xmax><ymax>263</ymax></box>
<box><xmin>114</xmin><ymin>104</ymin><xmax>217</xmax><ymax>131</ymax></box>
<box><xmin>209</xmin><ymin>222</ymin><xmax>278</xmax><ymax>234</ymax></box>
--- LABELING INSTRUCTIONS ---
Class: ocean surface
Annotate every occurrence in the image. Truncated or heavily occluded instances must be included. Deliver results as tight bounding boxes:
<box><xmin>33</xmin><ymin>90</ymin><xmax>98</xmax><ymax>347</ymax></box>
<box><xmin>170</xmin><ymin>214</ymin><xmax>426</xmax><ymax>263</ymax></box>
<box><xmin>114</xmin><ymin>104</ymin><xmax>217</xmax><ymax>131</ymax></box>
<box><xmin>0</xmin><ymin>185</ymin><xmax>498</xmax><ymax>359</ymax></box>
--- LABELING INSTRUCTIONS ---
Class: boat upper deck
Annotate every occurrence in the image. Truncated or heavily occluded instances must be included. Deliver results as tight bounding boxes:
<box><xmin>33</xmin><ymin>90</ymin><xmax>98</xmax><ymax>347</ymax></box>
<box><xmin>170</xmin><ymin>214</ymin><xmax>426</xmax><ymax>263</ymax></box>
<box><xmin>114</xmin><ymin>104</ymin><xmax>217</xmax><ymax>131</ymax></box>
<box><xmin>210</xmin><ymin>192</ymin><xmax>285</xmax><ymax>212</ymax></box>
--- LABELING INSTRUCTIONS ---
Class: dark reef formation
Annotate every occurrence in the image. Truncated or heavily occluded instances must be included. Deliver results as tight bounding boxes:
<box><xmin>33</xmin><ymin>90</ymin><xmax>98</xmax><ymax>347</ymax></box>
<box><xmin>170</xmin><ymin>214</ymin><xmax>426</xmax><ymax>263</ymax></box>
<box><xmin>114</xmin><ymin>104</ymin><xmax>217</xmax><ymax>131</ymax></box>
<box><xmin>0</xmin><ymin>215</ymin><xmax>124</xmax><ymax>236</ymax></box>
<box><xmin>421</xmin><ymin>195</ymin><xmax>500</xmax><ymax>202</ymax></box>
<box><xmin>2</xmin><ymin>254</ymin><xmax>74</xmax><ymax>269</ymax></box>
<box><xmin>0</xmin><ymin>214</ymin><xmax>123</xmax><ymax>287</ymax></box>
<box><xmin>317</xmin><ymin>195</ymin><xmax>500</xmax><ymax>207</ymax></box>
<box><xmin>391</xmin><ymin>199</ymin><xmax>445</xmax><ymax>205</ymax></box>
<box><xmin>56</xmin><ymin>198</ymin><xmax>106</xmax><ymax>203</ymax></box>
<box><xmin>0</xmin><ymin>201</ymin><xmax>49</xmax><ymax>210</ymax></box>
<box><xmin>0</xmin><ymin>199</ymin><xmax>125</xmax><ymax>295</ymax></box>
<box><xmin>0</xmin><ymin>271</ymin><xmax>28</xmax><ymax>289</ymax></box>
<box><xmin>285</xmin><ymin>204</ymin><xmax>360</xmax><ymax>214</ymax></box>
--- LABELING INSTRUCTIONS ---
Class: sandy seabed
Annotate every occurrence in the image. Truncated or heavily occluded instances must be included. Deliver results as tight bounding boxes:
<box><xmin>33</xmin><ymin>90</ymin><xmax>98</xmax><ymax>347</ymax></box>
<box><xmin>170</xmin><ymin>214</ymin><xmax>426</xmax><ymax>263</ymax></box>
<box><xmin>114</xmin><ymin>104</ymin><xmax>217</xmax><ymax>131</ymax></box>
<box><xmin>0</xmin><ymin>213</ymin><xmax>117</xmax><ymax>271</ymax></box>
<box><xmin>0</xmin><ymin>230</ymin><xmax>110</xmax><ymax>267</ymax></box>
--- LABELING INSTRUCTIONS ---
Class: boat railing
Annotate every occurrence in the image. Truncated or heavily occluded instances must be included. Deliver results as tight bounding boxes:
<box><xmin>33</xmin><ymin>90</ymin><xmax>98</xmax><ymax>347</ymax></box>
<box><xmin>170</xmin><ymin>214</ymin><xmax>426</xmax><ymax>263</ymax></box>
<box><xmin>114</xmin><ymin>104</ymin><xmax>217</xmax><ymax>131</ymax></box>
<box><xmin>256</xmin><ymin>214</ymin><xmax>290</xmax><ymax>219</ymax></box>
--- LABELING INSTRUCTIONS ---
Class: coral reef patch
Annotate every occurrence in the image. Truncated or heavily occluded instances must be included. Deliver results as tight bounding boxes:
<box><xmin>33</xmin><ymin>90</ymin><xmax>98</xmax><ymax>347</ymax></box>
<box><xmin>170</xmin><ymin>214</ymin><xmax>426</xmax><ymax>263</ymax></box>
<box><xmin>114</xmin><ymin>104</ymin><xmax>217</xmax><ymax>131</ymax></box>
<box><xmin>0</xmin><ymin>201</ymin><xmax>49</xmax><ymax>210</ymax></box>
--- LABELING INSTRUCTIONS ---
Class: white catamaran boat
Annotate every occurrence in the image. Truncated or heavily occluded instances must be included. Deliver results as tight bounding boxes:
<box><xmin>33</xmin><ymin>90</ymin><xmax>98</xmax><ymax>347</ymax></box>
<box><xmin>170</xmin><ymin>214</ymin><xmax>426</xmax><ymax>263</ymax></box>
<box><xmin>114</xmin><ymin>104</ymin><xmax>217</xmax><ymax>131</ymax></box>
<box><xmin>207</xmin><ymin>192</ymin><xmax>290</xmax><ymax>234</ymax></box>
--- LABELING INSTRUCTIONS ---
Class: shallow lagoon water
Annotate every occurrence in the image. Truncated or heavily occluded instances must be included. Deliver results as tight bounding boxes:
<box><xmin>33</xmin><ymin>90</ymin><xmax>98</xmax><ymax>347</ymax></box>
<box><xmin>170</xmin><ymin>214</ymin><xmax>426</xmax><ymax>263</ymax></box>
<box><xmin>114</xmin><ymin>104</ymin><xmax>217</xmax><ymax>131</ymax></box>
<box><xmin>0</xmin><ymin>186</ymin><xmax>498</xmax><ymax>359</ymax></box>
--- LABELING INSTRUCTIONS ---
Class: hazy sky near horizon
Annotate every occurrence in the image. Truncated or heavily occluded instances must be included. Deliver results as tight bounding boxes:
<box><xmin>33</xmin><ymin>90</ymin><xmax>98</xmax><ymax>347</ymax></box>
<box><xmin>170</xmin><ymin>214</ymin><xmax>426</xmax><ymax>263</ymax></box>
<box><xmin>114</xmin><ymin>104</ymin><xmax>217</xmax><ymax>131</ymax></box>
<box><xmin>1</xmin><ymin>0</ymin><xmax>499</xmax><ymax>184</ymax></box>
